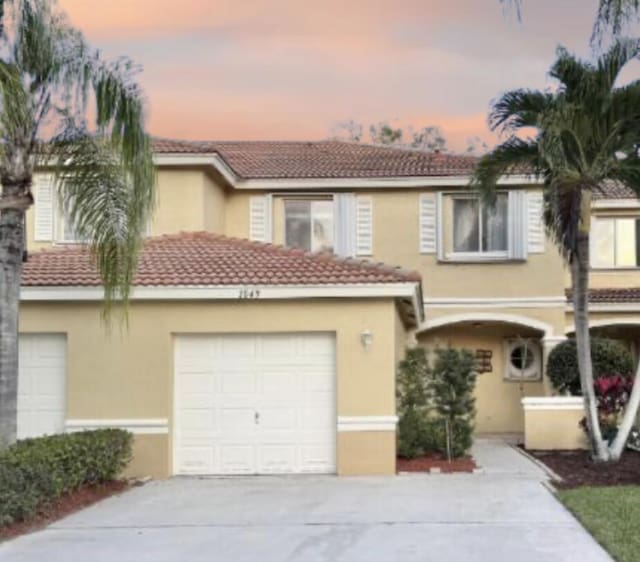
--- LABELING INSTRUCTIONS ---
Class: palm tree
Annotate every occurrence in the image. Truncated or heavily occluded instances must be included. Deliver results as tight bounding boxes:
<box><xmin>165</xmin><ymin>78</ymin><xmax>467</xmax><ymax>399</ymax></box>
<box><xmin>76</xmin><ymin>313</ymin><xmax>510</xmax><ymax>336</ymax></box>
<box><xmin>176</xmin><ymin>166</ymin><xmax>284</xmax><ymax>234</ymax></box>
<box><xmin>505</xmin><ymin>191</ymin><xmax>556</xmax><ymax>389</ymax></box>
<box><xmin>472</xmin><ymin>39</ymin><xmax>640</xmax><ymax>462</ymax></box>
<box><xmin>0</xmin><ymin>0</ymin><xmax>154</xmax><ymax>446</ymax></box>
<box><xmin>500</xmin><ymin>0</ymin><xmax>640</xmax><ymax>42</ymax></box>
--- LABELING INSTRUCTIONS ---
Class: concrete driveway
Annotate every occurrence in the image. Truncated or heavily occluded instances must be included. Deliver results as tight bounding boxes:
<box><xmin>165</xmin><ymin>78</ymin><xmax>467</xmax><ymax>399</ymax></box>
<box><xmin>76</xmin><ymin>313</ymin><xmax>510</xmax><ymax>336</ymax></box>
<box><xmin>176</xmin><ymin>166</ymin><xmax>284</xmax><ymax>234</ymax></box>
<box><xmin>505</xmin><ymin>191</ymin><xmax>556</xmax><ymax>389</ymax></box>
<box><xmin>0</xmin><ymin>441</ymin><xmax>611</xmax><ymax>562</ymax></box>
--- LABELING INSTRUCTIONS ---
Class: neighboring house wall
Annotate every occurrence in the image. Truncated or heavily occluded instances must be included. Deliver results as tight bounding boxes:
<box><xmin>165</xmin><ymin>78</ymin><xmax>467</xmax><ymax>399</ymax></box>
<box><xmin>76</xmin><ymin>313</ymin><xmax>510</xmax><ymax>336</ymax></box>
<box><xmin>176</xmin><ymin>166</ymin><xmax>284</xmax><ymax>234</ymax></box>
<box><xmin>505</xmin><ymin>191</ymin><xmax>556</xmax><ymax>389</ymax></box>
<box><xmin>19</xmin><ymin>297</ymin><xmax>404</xmax><ymax>477</ymax></box>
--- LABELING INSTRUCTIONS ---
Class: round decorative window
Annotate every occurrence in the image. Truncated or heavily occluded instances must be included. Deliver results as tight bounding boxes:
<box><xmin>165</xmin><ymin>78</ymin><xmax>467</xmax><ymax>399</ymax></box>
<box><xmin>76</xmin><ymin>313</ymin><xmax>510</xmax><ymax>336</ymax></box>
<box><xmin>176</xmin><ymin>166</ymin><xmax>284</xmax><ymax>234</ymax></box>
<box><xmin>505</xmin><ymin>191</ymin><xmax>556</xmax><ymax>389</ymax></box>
<box><xmin>504</xmin><ymin>339</ymin><xmax>541</xmax><ymax>380</ymax></box>
<box><xmin>510</xmin><ymin>345</ymin><xmax>535</xmax><ymax>371</ymax></box>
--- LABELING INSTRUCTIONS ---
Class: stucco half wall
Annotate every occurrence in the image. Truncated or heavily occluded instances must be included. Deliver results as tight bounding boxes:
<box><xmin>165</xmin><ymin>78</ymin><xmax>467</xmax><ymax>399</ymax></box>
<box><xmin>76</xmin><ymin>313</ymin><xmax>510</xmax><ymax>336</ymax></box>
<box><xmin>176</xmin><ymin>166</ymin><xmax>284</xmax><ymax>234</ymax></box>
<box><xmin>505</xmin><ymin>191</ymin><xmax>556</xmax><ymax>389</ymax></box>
<box><xmin>20</xmin><ymin>298</ymin><xmax>409</xmax><ymax>478</ymax></box>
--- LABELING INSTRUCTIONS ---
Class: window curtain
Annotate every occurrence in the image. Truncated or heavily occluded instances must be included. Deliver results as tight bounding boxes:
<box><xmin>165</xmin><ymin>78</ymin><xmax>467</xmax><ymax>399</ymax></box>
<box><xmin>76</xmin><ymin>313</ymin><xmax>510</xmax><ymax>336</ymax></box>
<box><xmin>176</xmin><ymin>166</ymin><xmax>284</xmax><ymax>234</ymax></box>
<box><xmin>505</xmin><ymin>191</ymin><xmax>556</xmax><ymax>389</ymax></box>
<box><xmin>453</xmin><ymin>199</ymin><xmax>479</xmax><ymax>252</ymax></box>
<box><xmin>483</xmin><ymin>194</ymin><xmax>508</xmax><ymax>251</ymax></box>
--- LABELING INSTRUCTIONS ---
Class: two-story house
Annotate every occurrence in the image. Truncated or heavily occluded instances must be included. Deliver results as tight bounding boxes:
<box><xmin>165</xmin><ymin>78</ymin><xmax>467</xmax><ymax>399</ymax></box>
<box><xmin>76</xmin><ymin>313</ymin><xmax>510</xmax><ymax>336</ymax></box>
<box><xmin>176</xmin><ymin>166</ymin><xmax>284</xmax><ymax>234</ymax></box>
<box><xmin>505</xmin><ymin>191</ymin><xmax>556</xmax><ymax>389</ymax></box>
<box><xmin>16</xmin><ymin>139</ymin><xmax>640</xmax><ymax>477</ymax></box>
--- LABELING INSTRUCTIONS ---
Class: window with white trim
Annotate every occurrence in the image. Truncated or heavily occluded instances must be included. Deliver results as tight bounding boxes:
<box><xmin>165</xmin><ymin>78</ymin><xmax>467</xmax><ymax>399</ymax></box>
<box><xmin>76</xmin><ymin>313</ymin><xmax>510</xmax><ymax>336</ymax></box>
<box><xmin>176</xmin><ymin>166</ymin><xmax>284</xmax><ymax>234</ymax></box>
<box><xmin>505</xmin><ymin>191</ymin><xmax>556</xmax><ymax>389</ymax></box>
<box><xmin>451</xmin><ymin>193</ymin><xmax>508</xmax><ymax>257</ymax></box>
<box><xmin>592</xmin><ymin>217</ymin><xmax>640</xmax><ymax>268</ymax></box>
<box><xmin>284</xmin><ymin>199</ymin><xmax>334</xmax><ymax>253</ymax></box>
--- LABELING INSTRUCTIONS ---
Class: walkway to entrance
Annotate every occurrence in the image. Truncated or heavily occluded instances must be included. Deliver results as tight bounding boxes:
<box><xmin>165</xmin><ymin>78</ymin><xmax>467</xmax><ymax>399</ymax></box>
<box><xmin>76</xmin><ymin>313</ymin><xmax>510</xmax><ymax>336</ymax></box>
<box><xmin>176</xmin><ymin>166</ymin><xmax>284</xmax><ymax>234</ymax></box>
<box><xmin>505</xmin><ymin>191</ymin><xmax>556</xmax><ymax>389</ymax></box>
<box><xmin>472</xmin><ymin>436</ymin><xmax>549</xmax><ymax>477</ymax></box>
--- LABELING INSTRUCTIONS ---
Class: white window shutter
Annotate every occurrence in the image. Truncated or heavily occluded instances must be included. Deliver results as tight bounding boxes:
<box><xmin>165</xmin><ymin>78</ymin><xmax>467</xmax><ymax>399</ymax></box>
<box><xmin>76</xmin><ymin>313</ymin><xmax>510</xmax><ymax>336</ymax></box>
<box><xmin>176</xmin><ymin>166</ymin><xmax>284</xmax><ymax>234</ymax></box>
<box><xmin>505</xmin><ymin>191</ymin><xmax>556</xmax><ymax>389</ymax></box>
<box><xmin>333</xmin><ymin>193</ymin><xmax>356</xmax><ymax>257</ymax></box>
<box><xmin>34</xmin><ymin>174</ymin><xmax>54</xmax><ymax>242</ymax></box>
<box><xmin>355</xmin><ymin>196</ymin><xmax>373</xmax><ymax>256</ymax></box>
<box><xmin>249</xmin><ymin>195</ymin><xmax>272</xmax><ymax>243</ymax></box>
<box><xmin>527</xmin><ymin>191</ymin><xmax>545</xmax><ymax>253</ymax></box>
<box><xmin>419</xmin><ymin>193</ymin><xmax>437</xmax><ymax>254</ymax></box>
<box><xmin>508</xmin><ymin>190</ymin><xmax>527</xmax><ymax>260</ymax></box>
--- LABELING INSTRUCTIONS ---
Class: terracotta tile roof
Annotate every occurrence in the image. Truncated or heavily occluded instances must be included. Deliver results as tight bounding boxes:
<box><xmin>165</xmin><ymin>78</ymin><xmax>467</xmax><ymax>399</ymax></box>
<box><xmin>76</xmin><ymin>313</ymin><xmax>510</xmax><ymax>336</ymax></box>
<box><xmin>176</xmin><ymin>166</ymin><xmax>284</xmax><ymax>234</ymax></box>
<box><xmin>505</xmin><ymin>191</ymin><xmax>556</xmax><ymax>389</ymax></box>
<box><xmin>151</xmin><ymin>139</ymin><xmax>640</xmax><ymax>200</ymax></box>
<box><xmin>592</xmin><ymin>179</ymin><xmax>638</xmax><ymax>200</ymax></box>
<box><xmin>21</xmin><ymin>232</ymin><xmax>421</xmax><ymax>288</ymax></box>
<box><xmin>566</xmin><ymin>287</ymin><xmax>640</xmax><ymax>304</ymax></box>
<box><xmin>152</xmin><ymin>138</ymin><xmax>479</xmax><ymax>179</ymax></box>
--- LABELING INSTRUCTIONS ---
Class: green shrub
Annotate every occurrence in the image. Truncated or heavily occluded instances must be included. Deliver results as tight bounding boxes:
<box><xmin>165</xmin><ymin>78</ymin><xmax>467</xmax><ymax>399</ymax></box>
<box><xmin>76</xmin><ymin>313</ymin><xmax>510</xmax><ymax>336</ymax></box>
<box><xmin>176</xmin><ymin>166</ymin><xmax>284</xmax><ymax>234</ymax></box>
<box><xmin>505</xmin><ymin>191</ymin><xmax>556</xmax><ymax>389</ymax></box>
<box><xmin>547</xmin><ymin>338</ymin><xmax>634</xmax><ymax>395</ymax></box>
<box><xmin>0</xmin><ymin>429</ymin><xmax>132</xmax><ymax>526</ymax></box>
<box><xmin>397</xmin><ymin>348</ymin><xmax>430</xmax><ymax>458</ymax></box>
<box><xmin>396</xmin><ymin>347</ymin><xmax>477</xmax><ymax>459</ymax></box>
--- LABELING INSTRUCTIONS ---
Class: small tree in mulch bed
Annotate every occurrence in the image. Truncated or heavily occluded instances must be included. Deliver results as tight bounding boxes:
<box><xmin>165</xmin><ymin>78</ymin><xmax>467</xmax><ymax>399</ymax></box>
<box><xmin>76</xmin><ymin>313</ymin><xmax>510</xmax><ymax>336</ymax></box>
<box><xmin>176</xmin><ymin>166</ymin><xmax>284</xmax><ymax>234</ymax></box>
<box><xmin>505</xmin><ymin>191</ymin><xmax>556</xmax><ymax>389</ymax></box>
<box><xmin>430</xmin><ymin>348</ymin><xmax>477</xmax><ymax>459</ymax></box>
<box><xmin>396</xmin><ymin>347</ymin><xmax>478</xmax><ymax>461</ymax></box>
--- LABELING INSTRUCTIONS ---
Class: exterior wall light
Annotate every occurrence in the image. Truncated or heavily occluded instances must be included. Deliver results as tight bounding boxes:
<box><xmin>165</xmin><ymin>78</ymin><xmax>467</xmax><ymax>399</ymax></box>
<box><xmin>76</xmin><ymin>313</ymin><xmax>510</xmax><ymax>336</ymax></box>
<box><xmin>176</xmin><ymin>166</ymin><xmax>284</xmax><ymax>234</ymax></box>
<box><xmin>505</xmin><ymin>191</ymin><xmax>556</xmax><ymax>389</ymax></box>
<box><xmin>360</xmin><ymin>329</ymin><xmax>373</xmax><ymax>349</ymax></box>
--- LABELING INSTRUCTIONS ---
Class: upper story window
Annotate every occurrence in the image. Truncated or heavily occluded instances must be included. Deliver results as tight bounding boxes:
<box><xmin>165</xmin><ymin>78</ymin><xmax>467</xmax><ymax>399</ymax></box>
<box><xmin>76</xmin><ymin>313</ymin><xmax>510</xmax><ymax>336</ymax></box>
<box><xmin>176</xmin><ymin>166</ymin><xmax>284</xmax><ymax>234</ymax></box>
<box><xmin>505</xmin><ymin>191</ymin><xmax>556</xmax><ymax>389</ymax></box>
<box><xmin>592</xmin><ymin>217</ymin><xmax>640</xmax><ymax>268</ymax></box>
<box><xmin>284</xmin><ymin>199</ymin><xmax>334</xmax><ymax>253</ymax></box>
<box><xmin>452</xmin><ymin>194</ymin><xmax>508</xmax><ymax>256</ymax></box>
<box><xmin>54</xmin><ymin>202</ymin><xmax>88</xmax><ymax>244</ymax></box>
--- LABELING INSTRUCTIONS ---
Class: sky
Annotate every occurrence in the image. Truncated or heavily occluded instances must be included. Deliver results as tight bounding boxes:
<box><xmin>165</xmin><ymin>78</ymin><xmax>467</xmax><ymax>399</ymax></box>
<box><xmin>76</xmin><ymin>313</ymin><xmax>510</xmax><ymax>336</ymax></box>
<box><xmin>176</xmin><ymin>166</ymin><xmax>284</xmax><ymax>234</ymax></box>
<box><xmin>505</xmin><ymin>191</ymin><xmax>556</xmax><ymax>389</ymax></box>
<box><xmin>57</xmin><ymin>0</ymin><xmax>639</xmax><ymax>153</ymax></box>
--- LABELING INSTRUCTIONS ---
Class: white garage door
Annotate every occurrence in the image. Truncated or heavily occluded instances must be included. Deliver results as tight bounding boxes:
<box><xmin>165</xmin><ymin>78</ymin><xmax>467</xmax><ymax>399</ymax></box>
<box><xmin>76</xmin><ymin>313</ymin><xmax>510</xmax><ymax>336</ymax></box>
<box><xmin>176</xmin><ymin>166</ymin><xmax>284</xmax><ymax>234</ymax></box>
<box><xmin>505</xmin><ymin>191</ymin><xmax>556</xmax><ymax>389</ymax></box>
<box><xmin>174</xmin><ymin>333</ymin><xmax>336</xmax><ymax>475</ymax></box>
<box><xmin>18</xmin><ymin>334</ymin><xmax>66</xmax><ymax>439</ymax></box>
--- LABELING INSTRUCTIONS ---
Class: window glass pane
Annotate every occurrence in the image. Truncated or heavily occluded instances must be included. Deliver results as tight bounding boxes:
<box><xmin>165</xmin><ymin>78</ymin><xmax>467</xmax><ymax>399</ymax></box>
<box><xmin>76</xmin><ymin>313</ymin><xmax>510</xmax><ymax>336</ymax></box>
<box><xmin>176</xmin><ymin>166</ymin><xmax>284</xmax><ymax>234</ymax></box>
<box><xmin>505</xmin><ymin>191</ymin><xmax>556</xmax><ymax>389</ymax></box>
<box><xmin>284</xmin><ymin>200</ymin><xmax>311</xmax><ymax>251</ymax></box>
<box><xmin>310</xmin><ymin>200</ymin><xmax>334</xmax><ymax>252</ymax></box>
<box><xmin>482</xmin><ymin>194</ymin><xmax>508</xmax><ymax>252</ymax></box>
<box><xmin>592</xmin><ymin>219</ymin><xmax>615</xmax><ymax>268</ymax></box>
<box><xmin>616</xmin><ymin>219</ymin><xmax>636</xmax><ymax>267</ymax></box>
<box><xmin>453</xmin><ymin>198</ymin><xmax>479</xmax><ymax>252</ymax></box>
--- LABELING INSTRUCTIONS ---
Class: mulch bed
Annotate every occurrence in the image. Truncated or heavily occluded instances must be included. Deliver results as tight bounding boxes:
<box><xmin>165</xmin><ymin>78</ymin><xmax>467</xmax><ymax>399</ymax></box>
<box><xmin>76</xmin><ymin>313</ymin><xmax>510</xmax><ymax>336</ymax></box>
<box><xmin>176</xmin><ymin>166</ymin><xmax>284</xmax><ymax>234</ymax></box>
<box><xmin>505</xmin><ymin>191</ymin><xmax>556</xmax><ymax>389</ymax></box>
<box><xmin>527</xmin><ymin>448</ymin><xmax>640</xmax><ymax>489</ymax></box>
<box><xmin>0</xmin><ymin>480</ymin><xmax>130</xmax><ymax>542</ymax></box>
<box><xmin>397</xmin><ymin>454</ymin><xmax>477</xmax><ymax>473</ymax></box>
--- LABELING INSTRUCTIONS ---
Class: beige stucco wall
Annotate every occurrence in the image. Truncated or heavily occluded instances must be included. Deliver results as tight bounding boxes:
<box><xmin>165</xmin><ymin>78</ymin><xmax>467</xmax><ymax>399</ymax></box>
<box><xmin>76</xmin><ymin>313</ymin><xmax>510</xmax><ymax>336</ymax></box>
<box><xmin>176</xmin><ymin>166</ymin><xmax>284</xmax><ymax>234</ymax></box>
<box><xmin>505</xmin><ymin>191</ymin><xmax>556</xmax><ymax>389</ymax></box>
<box><xmin>418</xmin><ymin>324</ymin><xmax>547</xmax><ymax>434</ymax></box>
<box><xmin>224</xmin><ymin>189</ymin><xmax>568</xmax><ymax>299</ymax></box>
<box><xmin>523</xmin><ymin>408</ymin><xmax>588</xmax><ymax>450</ymax></box>
<box><xmin>203</xmin><ymin>172</ymin><xmax>226</xmax><ymax>234</ymax></box>
<box><xmin>225</xmin><ymin>191</ymin><xmax>252</xmax><ymax>239</ymax></box>
<box><xmin>20</xmin><ymin>298</ymin><xmax>404</xmax><ymax>477</ymax></box>
<box><xmin>124</xmin><ymin>435</ymin><xmax>170</xmax><ymax>480</ymax></box>
<box><xmin>337</xmin><ymin>431</ymin><xmax>396</xmax><ymax>475</ymax></box>
<box><xmin>150</xmin><ymin>168</ymin><xmax>226</xmax><ymax>236</ymax></box>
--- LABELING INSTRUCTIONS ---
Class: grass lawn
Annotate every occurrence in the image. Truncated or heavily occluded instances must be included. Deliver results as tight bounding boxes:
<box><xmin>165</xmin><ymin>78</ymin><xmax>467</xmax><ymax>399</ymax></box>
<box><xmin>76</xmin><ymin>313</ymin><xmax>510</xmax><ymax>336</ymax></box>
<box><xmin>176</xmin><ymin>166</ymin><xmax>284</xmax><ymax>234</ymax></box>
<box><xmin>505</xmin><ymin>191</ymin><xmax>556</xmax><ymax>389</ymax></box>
<box><xmin>559</xmin><ymin>486</ymin><xmax>640</xmax><ymax>562</ymax></box>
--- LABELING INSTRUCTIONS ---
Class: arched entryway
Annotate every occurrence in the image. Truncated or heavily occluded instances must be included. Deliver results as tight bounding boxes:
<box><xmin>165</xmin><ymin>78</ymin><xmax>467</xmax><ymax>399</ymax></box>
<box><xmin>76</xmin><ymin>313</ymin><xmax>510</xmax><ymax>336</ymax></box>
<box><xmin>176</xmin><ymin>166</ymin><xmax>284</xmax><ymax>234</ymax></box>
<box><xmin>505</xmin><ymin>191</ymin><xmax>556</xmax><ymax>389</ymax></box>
<box><xmin>417</xmin><ymin>314</ymin><xmax>555</xmax><ymax>436</ymax></box>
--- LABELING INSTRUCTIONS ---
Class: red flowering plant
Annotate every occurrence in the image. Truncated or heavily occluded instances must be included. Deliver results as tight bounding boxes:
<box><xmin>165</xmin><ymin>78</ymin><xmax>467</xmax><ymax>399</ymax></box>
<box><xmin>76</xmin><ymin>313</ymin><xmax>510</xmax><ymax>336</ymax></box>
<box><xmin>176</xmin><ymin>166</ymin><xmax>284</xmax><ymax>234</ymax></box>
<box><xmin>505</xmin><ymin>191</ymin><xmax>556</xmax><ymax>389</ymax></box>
<box><xmin>580</xmin><ymin>375</ymin><xmax>634</xmax><ymax>443</ymax></box>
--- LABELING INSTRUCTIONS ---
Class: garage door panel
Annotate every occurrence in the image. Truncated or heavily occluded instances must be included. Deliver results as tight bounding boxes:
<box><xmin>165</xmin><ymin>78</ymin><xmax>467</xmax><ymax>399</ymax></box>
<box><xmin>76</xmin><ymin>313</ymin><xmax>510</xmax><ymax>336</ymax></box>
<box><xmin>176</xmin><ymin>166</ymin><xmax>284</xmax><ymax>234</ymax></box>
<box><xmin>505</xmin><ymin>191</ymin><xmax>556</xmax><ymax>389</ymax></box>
<box><xmin>175</xmin><ymin>333</ymin><xmax>336</xmax><ymax>475</ymax></box>
<box><xmin>220</xmin><ymin>445</ymin><xmax>255</xmax><ymax>473</ymax></box>
<box><xmin>300</xmin><ymin>445</ymin><xmax>335</xmax><ymax>473</ymax></box>
<box><xmin>220</xmin><ymin>407</ymin><xmax>256</xmax><ymax>431</ymax></box>
<box><xmin>221</xmin><ymin>371</ymin><xmax>256</xmax><ymax>394</ymax></box>
<box><xmin>258</xmin><ymin>445</ymin><xmax>295</xmax><ymax>473</ymax></box>
<box><xmin>258</xmin><ymin>408</ymin><xmax>296</xmax><ymax>429</ymax></box>
<box><xmin>180</xmin><ymin>409</ymin><xmax>216</xmax><ymax>431</ymax></box>
<box><xmin>259</xmin><ymin>372</ymin><xmax>298</xmax><ymax>396</ymax></box>
<box><xmin>177</xmin><ymin>447</ymin><xmax>215</xmax><ymax>474</ymax></box>
<box><xmin>219</xmin><ymin>336</ymin><xmax>258</xmax><ymax>357</ymax></box>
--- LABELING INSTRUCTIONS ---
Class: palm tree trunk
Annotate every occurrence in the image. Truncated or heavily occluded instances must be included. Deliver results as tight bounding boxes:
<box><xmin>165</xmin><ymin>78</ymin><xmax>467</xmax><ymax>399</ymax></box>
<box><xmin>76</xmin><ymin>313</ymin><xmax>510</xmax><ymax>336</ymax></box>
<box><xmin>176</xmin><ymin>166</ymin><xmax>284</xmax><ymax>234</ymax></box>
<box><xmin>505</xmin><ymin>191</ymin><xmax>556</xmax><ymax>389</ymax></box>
<box><xmin>572</xmin><ymin>231</ymin><xmax>609</xmax><ymax>461</ymax></box>
<box><xmin>0</xmin><ymin>178</ymin><xmax>26</xmax><ymax>448</ymax></box>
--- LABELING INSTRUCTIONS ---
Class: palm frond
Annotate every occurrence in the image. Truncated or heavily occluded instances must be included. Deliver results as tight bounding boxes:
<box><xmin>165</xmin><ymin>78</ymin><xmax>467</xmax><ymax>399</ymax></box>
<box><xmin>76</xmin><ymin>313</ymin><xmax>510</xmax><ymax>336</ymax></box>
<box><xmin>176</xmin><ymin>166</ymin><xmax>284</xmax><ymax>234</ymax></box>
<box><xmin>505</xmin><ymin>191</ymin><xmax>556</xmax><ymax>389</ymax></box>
<box><xmin>51</xmin><ymin>132</ymin><xmax>152</xmax><ymax>315</ymax></box>
<box><xmin>592</xmin><ymin>0</ymin><xmax>640</xmax><ymax>43</ymax></box>
<box><xmin>471</xmin><ymin>137</ymin><xmax>541</xmax><ymax>206</ymax></box>
<box><xmin>489</xmin><ymin>89</ymin><xmax>553</xmax><ymax>134</ymax></box>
